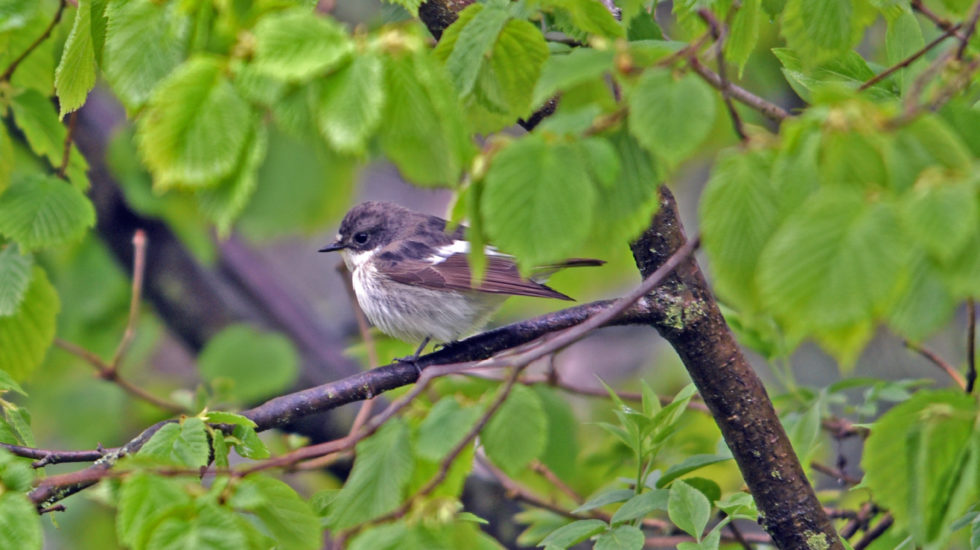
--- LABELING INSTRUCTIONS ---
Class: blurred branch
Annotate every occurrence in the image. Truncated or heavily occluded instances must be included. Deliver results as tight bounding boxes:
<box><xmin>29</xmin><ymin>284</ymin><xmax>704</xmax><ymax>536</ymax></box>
<box><xmin>0</xmin><ymin>0</ymin><xmax>67</xmax><ymax>82</ymax></box>
<box><xmin>956</xmin><ymin>0</ymin><xmax>980</xmax><ymax>59</ymax></box>
<box><xmin>903</xmin><ymin>339</ymin><xmax>966</xmax><ymax>389</ymax></box>
<box><xmin>912</xmin><ymin>0</ymin><xmax>965</xmax><ymax>37</ymax></box>
<box><xmin>859</xmin><ymin>25</ymin><xmax>961</xmax><ymax>91</ymax></box>
<box><xmin>0</xmin><ymin>442</ymin><xmax>111</xmax><ymax>467</ymax></box>
<box><xmin>110</xmin><ymin>230</ymin><xmax>147</xmax><ymax>368</ymax></box>
<box><xmin>967</xmin><ymin>299</ymin><xmax>976</xmax><ymax>393</ymax></box>
<box><xmin>852</xmin><ymin>513</ymin><xmax>894</xmax><ymax>550</ymax></box>
<box><xmin>697</xmin><ymin>9</ymin><xmax>748</xmax><ymax>142</ymax></box>
<box><xmin>56</xmin><ymin>111</ymin><xmax>78</xmax><ymax>179</ymax></box>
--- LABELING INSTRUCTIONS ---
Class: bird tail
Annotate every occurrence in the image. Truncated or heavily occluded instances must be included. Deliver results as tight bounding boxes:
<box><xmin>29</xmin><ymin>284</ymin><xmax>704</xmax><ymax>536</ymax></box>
<box><xmin>530</xmin><ymin>258</ymin><xmax>604</xmax><ymax>285</ymax></box>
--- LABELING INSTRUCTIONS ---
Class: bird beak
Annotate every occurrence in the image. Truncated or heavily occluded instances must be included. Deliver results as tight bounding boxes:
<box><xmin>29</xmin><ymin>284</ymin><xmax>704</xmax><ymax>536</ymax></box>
<box><xmin>318</xmin><ymin>241</ymin><xmax>346</xmax><ymax>253</ymax></box>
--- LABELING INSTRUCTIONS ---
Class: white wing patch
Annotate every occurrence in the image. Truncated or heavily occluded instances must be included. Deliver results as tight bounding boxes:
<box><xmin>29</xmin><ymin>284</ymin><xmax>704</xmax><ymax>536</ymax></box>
<box><xmin>427</xmin><ymin>240</ymin><xmax>508</xmax><ymax>264</ymax></box>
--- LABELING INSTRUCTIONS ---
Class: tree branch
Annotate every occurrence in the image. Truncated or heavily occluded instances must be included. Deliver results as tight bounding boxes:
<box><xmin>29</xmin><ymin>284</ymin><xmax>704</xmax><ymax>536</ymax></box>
<box><xmin>903</xmin><ymin>339</ymin><xmax>967</xmax><ymax>389</ymax></box>
<box><xmin>967</xmin><ymin>299</ymin><xmax>976</xmax><ymax>393</ymax></box>
<box><xmin>0</xmin><ymin>0</ymin><xmax>67</xmax><ymax>82</ymax></box>
<box><xmin>859</xmin><ymin>25</ymin><xmax>960</xmax><ymax>91</ymax></box>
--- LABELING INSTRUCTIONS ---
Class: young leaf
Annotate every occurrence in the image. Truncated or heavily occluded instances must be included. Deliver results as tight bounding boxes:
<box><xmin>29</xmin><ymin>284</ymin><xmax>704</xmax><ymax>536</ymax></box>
<box><xmin>0</xmin><ymin>245</ymin><xmax>33</xmax><ymax>317</ymax></box>
<box><xmin>573</xmin><ymin>489</ymin><xmax>635</xmax><ymax>513</ymax></box>
<box><xmin>482</xmin><ymin>384</ymin><xmax>548</xmax><ymax>476</ymax></box>
<box><xmin>326</xmin><ymin>419</ymin><xmax>414</xmax><ymax>529</ymax></box>
<box><xmin>230</xmin><ymin>476</ymin><xmax>321</xmax><ymax>550</ymax></box>
<box><xmin>899</xmin><ymin>177</ymin><xmax>977</xmax><ymax>262</ymax></box>
<box><xmin>103</xmin><ymin>0</ymin><xmax>189</xmax><ymax>110</ymax></box>
<box><xmin>884</xmin><ymin>10</ymin><xmax>924</xmax><ymax>96</ymax></box>
<box><xmin>232</xmin><ymin>423</ymin><xmax>270</xmax><ymax>460</ymax></box>
<box><xmin>55</xmin><ymin>0</ymin><xmax>97</xmax><ymax>117</ymax></box>
<box><xmin>771</xmin><ymin>48</ymin><xmax>889</xmax><ymax>102</ymax></box>
<box><xmin>0</xmin><ymin>493</ymin><xmax>41</xmax><ymax>550</ymax></box>
<box><xmin>316</xmin><ymin>53</ymin><xmax>386</xmax><ymax>154</ymax></box>
<box><xmin>482</xmin><ymin>135</ymin><xmax>597</xmax><ymax>268</ymax></box>
<box><xmin>0</xmin><ymin>174</ymin><xmax>95</xmax><ymax>251</ymax></box>
<box><xmin>779</xmin><ymin>0</ymin><xmax>872</xmax><ymax>64</ymax></box>
<box><xmin>137</xmin><ymin>56</ymin><xmax>255</xmax><ymax>189</ymax></box>
<box><xmin>0</xmin><ymin>125</ymin><xmax>12</xmax><ymax>194</ymax></box>
<box><xmin>656</xmin><ymin>455</ymin><xmax>732</xmax><ymax>488</ymax></box>
<box><xmin>538</xmin><ymin>519</ymin><xmax>607</xmax><ymax>548</ymax></box>
<box><xmin>144</xmin><ymin>502</ymin><xmax>246</xmax><ymax>550</ymax></box>
<box><xmin>545</xmin><ymin>0</ymin><xmax>625</xmax><ymax>39</ymax></box>
<box><xmin>9</xmin><ymin>89</ymin><xmax>66</xmax><ymax>164</ymax></box>
<box><xmin>196</xmin><ymin>122</ymin><xmax>269</xmax><ymax>237</ymax></box>
<box><xmin>198</xmin><ymin>324</ymin><xmax>299</xmax><ymax>404</ymax></box>
<box><xmin>138</xmin><ymin>418</ymin><xmax>210</xmax><ymax>467</ymax></box>
<box><xmin>415</xmin><ymin>398</ymin><xmax>484</xmax><ymax>460</ymax></box>
<box><xmin>0</xmin><ymin>265</ymin><xmax>58</xmax><ymax>380</ymax></box>
<box><xmin>440</xmin><ymin>4</ymin><xmax>509</xmax><ymax>97</ymax></box>
<box><xmin>727</xmin><ymin>0</ymin><xmax>761</xmax><ymax>75</ymax></box>
<box><xmin>251</xmin><ymin>8</ymin><xmax>352</xmax><ymax>81</ymax></box>
<box><xmin>886</xmin><ymin>252</ymin><xmax>956</xmax><ymax>342</ymax></box>
<box><xmin>203</xmin><ymin>411</ymin><xmax>257</xmax><ymax>428</ymax></box>
<box><xmin>610</xmin><ymin>489</ymin><xmax>670</xmax><ymax>524</ymax></box>
<box><xmin>594</xmin><ymin>524</ymin><xmax>644</xmax><ymax>550</ymax></box>
<box><xmin>628</xmin><ymin>68</ymin><xmax>716</xmax><ymax>166</ymax></box>
<box><xmin>117</xmin><ymin>472</ymin><xmax>193</xmax><ymax>548</ymax></box>
<box><xmin>534</xmin><ymin>385</ymin><xmax>579</xmax><ymax>480</ymax></box>
<box><xmin>532</xmin><ymin>47</ymin><xmax>614</xmax><ymax>107</ymax></box>
<box><xmin>668</xmin><ymin>481</ymin><xmax>711</xmax><ymax>541</ymax></box>
<box><xmin>592</xmin><ymin>130</ymin><xmax>662</xmax><ymax>245</ymax></box>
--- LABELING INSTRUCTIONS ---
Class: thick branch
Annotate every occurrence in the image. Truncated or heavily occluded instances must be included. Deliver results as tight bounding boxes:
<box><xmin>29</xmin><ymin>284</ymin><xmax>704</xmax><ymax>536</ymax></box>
<box><xmin>629</xmin><ymin>187</ymin><xmax>841</xmax><ymax>549</ymax></box>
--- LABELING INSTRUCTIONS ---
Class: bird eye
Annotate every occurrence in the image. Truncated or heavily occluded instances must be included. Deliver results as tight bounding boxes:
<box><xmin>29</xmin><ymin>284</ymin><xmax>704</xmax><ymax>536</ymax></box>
<box><xmin>353</xmin><ymin>232</ymin><xmax>369</xmax><ymax>245</ymax></box>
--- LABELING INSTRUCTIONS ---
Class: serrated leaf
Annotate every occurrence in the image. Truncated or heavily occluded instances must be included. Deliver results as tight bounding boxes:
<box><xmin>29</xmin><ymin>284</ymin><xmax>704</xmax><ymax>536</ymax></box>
<box><xmin>0</xmin><ymin>245</ymin><xmax>33</xmax><ymax>317</ymax></box>
<box><xmin>0</xmin><ymin>447</ymin><xmax>34</xmax><ymax>491</ymax></box>
<box><xmin>780</xmin><ymin>0</ymin><xmax>871</xmax><ymax>64</ymax></box>
<box><xmin>657</xmin><ymin>455</ymin><xmax>732</xmax><ymax>488</ymax></box>
<box><xmin>138</xmin><ymin>418</ymin><xmax>210</xmax><ymax>467</ymax></box>
<box><xmin>327</xmin><ymin>419</ymin><xmax>414</xmax><ymax>529</ymax></box>
<box><xmin>252</xmin><ymin>8</ymin><xmax>352</xmax><ymax>81</ymax></box>
<box><xmin>534</xmin><ymin>385</ymin><xmax>579</xmax><ymax>480</ymax></box>
<box><xmin>0</xmin><ymin>125</ymin><xmax>12</xmax><ymax>194</ymax></box>
<box><xmin>9</xmin><ymin>89</ymin><xmax>65</xmax><ymax>164</ymax></box>
<box><xmin>204</xmin><ymin>411</ymin><xmax>257</xmax><ymax>428</ymax></box>
<box><xmin>700</xmin><ymin>148</ymin><xmax>778</xmax><ymax>312</ymax></box>
<box><xmin>669</xmin><ymin>480</ymin><xmax>711</xmax><ymax>540</ymax></box>
<box><xmin>146</xmin><ymin>503</ymin><xmax>246</xmax><ymax>550</ymax></box>
<box><xmin>594</xmin><ymin>524</ymin><xmax>644</xmax><ymax>550</ymax></box>
<box><xmin>727</xmin><ymin>0</ymin><xmax>761</xmax><ymax>75</ymax></box>
<box><xmin>379</xmin><ymin>51</ymin><xmax>473</xmax><ymax>187</ymax></box>
<box><xmin>230</xmin><ymin>476</ymin><xmax>321</xmax><ymax>550</ymax></box>
<box><xmin>439</xmin><ymin>4</ymin><xmax>508</xmax><ymax>96</ymax></box>
<box><xmin>0</xmin><ymin>265</ymin><xmax>58</xmax><ymax>381</ymax></box>
<box><xmin>546</xmin><ymin>0</ymin><xmax>625</xmax><ymax>38</ymax></box>
<box><xmin>771</xmin><ymin>48</ymin><xmax>891</xmax><ymax>102</ymax></box>
<box><xmin>532</xmin><ymin>47</ymin><xmax>614</xmax><ymax>107</ymax></box>
<box><xmin>138</xmin><ymin>56</ymin><xmax>255</xmax><ymax>188</ymax></box>
<box><xmin>482</xmin><ymin>135</ymin><xmax>597</xmax><ymax>268</ymax></box>
<box><xmin>538</xmin><ymin>519</ymin><xmax>607</xmax><ymax>548</ymax></box>
<box><xmin>884</xmin><ymin>10</ymin><xmax>924</xmax><ymax>96</ymax></box>
<box><xmin>610</xmin><ymin>490</ymin><xmax>669</xmax><ymax>524</ymax></box>
<box><xmin>0</xmin><ymin>174</ymin><xmax>95</xmax><ymax>251</ymax></box>
<box><xmin>415</xmin><ymin>398</ymin><xmax>484</xmax><ymax>460</ymax></box>
<box><xmin>887</xmin><ymin>252</ymin><xmax>956</xmax><ymax>342</ymax></box>
<box><xmin>117</xmin><ymin>472</ymin><xmax>194</xmax><ymax>548</ymax></box>
<box><xmin>900</xmin><ymin>177</ymin><xmax>977</xmax><ymax>261</ymax></box>
<box><xmin>757</xmin><ymin>189</ymin><xmax>908</xmax><ymax>331</ymax></box>
<box><xmin>573</xmin><ymin>488</ymin><xmax>635</xmax><ymax>513</ymax></box>
<box><xmin>629</xmin><ymin>68</ymin><xmax>716</xmax><ymax>166</ymax></box>
<box><xmin>482</xmin><ymin>384</ymin><xmax>548</xmax><ymax>475</ymax></box>
<box><xmin>591</xmin><ymin>130</ymin><xmax>661</xmax><ymax>245</ymax></box>
<box><xmin>0</xmin><ymin>492</ymin><xmax>40</xmax><ymax>550</ymax></box>
<box><xmin>316</xmin><ymin>53</ymin><xmax>386</xmax><ymax>154</ymax></box>
<box><xmin>198</xmin><ymin>324</ymin><xmax>298</xmax><ymax>404</ymax></box>
<box><xmin>232</xmin><ymin>423</ymin><xmax>270</xmax><ymax>459</ymax></box>
<box><xmin>55</xmin><ymin>0</ymin><xmax>97</xmax><ymax>117</ymax></box>
<box><xmin>103</xmin><ymin>0</ymin><xmax>188</xmax><ymax>110</ymax></box>
<box><xmin>197</xmin><ymin>122</ymin><xmax>269</xmax><ymax>237</ymax></box>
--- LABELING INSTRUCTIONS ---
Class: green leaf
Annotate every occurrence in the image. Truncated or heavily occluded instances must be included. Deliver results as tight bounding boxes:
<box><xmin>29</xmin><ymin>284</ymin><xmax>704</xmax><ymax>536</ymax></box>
<box><xmin>727</xmin><ymin>0</ymin><xmax>761</xmax><ymax>75</ymax></box>
<box><xmin>138</xmin><ymin>56</ymin><xmax>255</xmax><ymax>189</ymax></box>
<box><xmin>573</xmin><ymin>488</ymin><xmax>635</xmax><ymax>513</ymax></box>
<box><xmin>198</xmin><ymin>324</ymin><xmax>298</xmax><ymax>404</ymax></box>
<box><xmin>532</xmin><ymin>47</ymin><xmax>614</xmax><ymax>107</ymax></box>
<box><xmin>117</xmin><ymin>472</ymin><xmax>194</xmax><ymax>549</ymax></box>
<box><xmin>251</xmin><ymin>8</ymin><xmax>352</xmax><ymax>81</ymax></box>
<box><xmin>657</xmin><ymin>455</ymin><xmax>732</xmax><ymax>489</ymax></box>
<box><xmin>534</xmin><ymin>385</ymin><xmax>579</xmax><ymax>480</ymax></box>
<box><xmin>0</xmin><ymin>369</ymin><xmax>26</xmax><ymax>397</ymax></box>
<box><xmin>861</xmin><ymin>390</ymin><xmax>980</xmax><ymax>546</ymax></box>
<box><xmin>138</xmin><ymin>418</ymin><xmax>210</xmax><ymax>467</ymax></box>
<box><xmin>884</xmin><ymin>10</ymin><xmax>924</xmax><ymax>96</ymax></box>
<box><xmin>771</xmin><ymin>48</ymin><xmax>890</xmax><ymax>102</ymax></box>
<box><xmin>610</xmin><ymin>489</ymin><xmax>669</xmax><ymax>524</ymax></box>
<box><xmin>439</xmin><ymin>4</ymin><xmax>509</xmax><ymax>97</ymax></box>
<box><xmin>0</xmin><ymin>125</ymin><xmax>13</xmax><ymax>195</ymax></box>
<box><xmin>668</xmin><ymin>480</ymin><xmax>711</xmax><ymax>540</ymax></box>
<box><xmin>780</xmin><ymin>0</ymin><xmax>872</xmax><ymax>64</ymax></box>
<box><xmin>196</xmin><ymin>122</ymin><xmax>269</xmax><ymax>237</ymax></box>
<box><xmin>482</xmin><ymin>384</ymin><xmax>548</xmax><ymax>475</ymax></box>
<box><xmin>0</xmin><ymin>245</ymin><xmax>33</xmax><ymax>317</ymax></box>
<box><xmin>757</xmin><ymin>189</ymin><xmax>908</xmax><ymax>332</ymax></box>
<box><xmin>0</xmin><ymin>10</ymin><xmax>55</xmax><ymax>92</ymax></box>
<box><xmin>594</xmin><ymin>524</ymin><xmax>644</xmax><ymax>550</ymax></box>
<box><xmin>629</xmin><ymin>68</ymin><xmax>716</xmax><ymax>166</ymax></box>
<box><xmin>327</xmin><ymin>419</ymin><xmax>414</xmax><ymax>529</ymax></box>
<box><xmin>0</xmin><ymin>174</ymin><xmax>95</xmax><ymax>251</ymax></box>
<box><xmin>55</xmin><ymin>0</ymin><xmax>97</xmax><ymax>117</ymax></box>
<box><xmin>538</xmin><ymin>519</ymin><xmax>607</xmax><ymax>548</ymax></box>
<box><xmin>146</xmin><ymin>503</ymin><xmax>246</xmax><ymax>550</ymax></box>
<box><xmin>546</xmin><ymin>0</ymin><xmax>625</xmax><ymax>38</ymax></box>
<box><xmin>482</xmin><ymin>135</ymin><xmax>597</xmax><ymax>268</ymax></box>
<box><xmin>316</xmin><ymin>53</ymin><xmax>386</xmax><ymax>154</ymax></box>
<box><xmin>700</xmin><ymin>148</ymin><xmax>778</xmax><ymax>311</ymax></box>
<box><xmin>415</xmin><ymin>398</ymin><xmax>484</xmax><ymax>460</ymax></box>
<box><xmin>0</xmin><ymin>492</ymin><xmax>41</xmax><ymax>550</ymax></box>
<box><xmin>886</xmin><ymin>252</ymin><xmax>956</xmax><ymax>342</ymax></box>
<box><xmin>103</xmin><ymin>0</ymin><xmax>188</xmax><ymax>110</ymax></box>
<box><xmin>0</xmin><ymin>447</ymin><xmax>34</xmax><ymax>491</ymax></box>
<box><xmin>0</xmin><ymin>265</ymin><xmax>58</xmax><ymax>380</ymax></box>
<box><xmin>9</xmin><ymin>89</ymin><xmax>66</xmax><ymax>164</ymax></box>
<box><xmin>716</xmin><ymin>492</ymin><xmax>757</xmax><ymax>520</ymax></box>
<box><xmin>232</xmin><ymin>423</ymin><xmax>270</xmax><ymax>460</ymax></box>
<box><xmin>0</xmin><ymin>0</ymin><xmax>37</xmax><ymax>33</ymax></box>
<box><xmin>591</xmin><ymin>130</ymin><xmax>661</xmax><ymax>245</ymax></box>
<box><xmin>379</xmin><ymin>51</ymin><xmax>473</xmax><ymax>187</ymax></box>
<box><xmin>203</xmin><ymin>411</ymin><xmax>256</xmax><ymax>428</ymax></box>
<box><xmin>230</xmin><ymin>476</ymin><xmax>321</xmax><ymax>550</ymax></box>
<box><xmin>900</xmin><ymin>177</ymin><xmax>977</xmax><ymax>262</ymax></box>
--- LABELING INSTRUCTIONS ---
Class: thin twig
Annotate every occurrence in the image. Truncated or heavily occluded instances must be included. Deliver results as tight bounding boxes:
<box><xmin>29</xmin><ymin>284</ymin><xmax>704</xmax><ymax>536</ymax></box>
<box><xmin>110</xmin><ymin>230</ymin><xmax>147</xmax><ymax>369</ymax></box>
<box><xmin>956</xmin><ymin>0</ymin><xmax>980</xmax><ymax>59</ymax></box>
<box><xmin>903</xmin><ymin>340</ymin><xmax>967</xmax><ymax>389</ymax></box>
<box><xmin>967</xmin><ymin>299</ymin><xmax>977</xmax><ymax>393</ymax></box>
<box><xmin>853</xmin><ymin>513</ymin><xmax>894</xmax><ymax>550</ymax></box>
<box><xmin>810</xmin><ymin>461</ymin><xmax>861</xmax><ymax>486</ymax></box>
<box><xmin>687</xmin><ymin>56</ymin><xmax>791</xmax><ymax>121</ymax></box>
<box><xmin>840</xmin><ymin>502</ymin><xmax>875</xmax><ymax>540</ymax></box>
<box><xmin>859</xmin><ymin>25</ymin><xmax>961</xmax><ymax>91</ymax></box>
<box><xmin>0</xmin><ymin>0</ymin><xmax>67</xmax><ymax>82</ymax></box>
<box><xmin>38</xmin><ymin>504</ymin><xmax>66</xmax><ymax>515</ymax></box>
<box><xmin>912</xmin><ymin>0</ymin><xmax>965</xmax><ymax>37</ymax></box>
<box><xmin>697</xmin><ymin>9</ymin><xmax>748</xmax><ymax>142</ymax></box>
<box><xmin>725</xmin><ymin>513</ymin><xmax>753</xmax><ymax>550</ymax></box>
<box><xmin>0</xmin><ymin>442</ymin><xmax>111</xmax><ymax>467</ymax></box>
<box><xmin>646</xmin><ymin>533</ymin><xmax>772</xmax><ymax>547</ymax></box>
<box><xmin>531</xmin><ymin>461</ymin><xmax>583</xmax><ymax>504</ymax></box>
<box><xmin>56</xmin><ymin>111</ymin><xmax>78</xmax><ymax>179</ymax></box>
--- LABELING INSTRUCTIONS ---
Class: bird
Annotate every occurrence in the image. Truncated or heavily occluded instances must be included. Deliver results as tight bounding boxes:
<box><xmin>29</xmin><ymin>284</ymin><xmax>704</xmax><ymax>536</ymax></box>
<box><xmin>318</xmin><ymin>201</ymin><xmax>603</xmax><ymax>363</ymax></box>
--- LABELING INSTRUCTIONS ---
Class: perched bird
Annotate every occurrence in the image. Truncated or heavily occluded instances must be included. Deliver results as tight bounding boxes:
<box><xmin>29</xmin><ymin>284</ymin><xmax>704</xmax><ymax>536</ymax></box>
<box><xmin>318</xmin><ymin>201</ymin><xmax>603</xmax><ymax>362</ymax></box>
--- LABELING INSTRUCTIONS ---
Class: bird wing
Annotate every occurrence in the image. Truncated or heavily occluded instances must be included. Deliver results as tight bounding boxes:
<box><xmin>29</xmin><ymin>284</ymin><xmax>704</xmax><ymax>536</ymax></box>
<box><xmin>376</xmin><ymin>253</ymin><xmax>589</xmax><ymax>300</ymax></box>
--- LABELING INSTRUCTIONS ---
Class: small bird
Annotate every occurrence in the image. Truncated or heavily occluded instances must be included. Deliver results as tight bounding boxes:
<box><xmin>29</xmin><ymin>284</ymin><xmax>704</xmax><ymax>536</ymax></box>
<box><xmin>318</xmin><ymin>201</ymin><xmax>603</xmax><ymax>362</ymax></box>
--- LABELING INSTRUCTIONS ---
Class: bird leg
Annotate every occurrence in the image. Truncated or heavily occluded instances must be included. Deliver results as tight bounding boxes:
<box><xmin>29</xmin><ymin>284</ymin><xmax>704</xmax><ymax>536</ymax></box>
<box><xmin>394</xmin><ymin>337</ymin><xmax>430</xmax><ymax>374</ymax></box>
